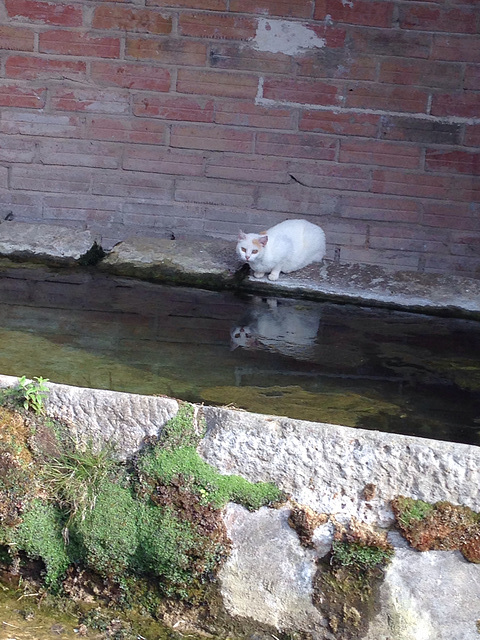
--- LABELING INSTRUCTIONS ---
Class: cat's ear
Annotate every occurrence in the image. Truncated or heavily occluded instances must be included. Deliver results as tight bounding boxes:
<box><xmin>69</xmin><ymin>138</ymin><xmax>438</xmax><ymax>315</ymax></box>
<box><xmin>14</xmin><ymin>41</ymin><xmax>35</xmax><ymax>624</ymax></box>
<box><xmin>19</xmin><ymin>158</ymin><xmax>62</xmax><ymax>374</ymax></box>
<box><xmin>238</xmin><ymin>230</ymin><xmax>247</xmax><ymax>240</ymax></box>
<box><xmin>259</xmin><ymin>235</ymin><xmax>268</xmax><ymax>247</ymax></box>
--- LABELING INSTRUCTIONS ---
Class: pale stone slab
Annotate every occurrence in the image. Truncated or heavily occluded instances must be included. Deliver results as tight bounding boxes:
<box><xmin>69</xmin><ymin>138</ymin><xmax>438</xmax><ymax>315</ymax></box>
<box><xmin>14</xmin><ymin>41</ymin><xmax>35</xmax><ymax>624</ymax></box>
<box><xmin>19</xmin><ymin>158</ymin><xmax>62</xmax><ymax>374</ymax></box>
<box><xmin>366</xmin><ymin>534</ymin><xmax>480</xmax><ymax>640</ymax></box>
<box><xmin>0</xmin><ymin>221</ymin><xmax>99</xmax><ymax>264</ymax></box>
<box><xmin>200</xmin><ymin>406</ymin><xmax>480</xmax><ymax>527</ymax></box>
<box><xmin>99</xmin><ymin>236</ymin><xmax>241</xmax><ymax>288</ymax></box>
<box><xmin>0</xmin><ymin>375</ymin><xmax>178</xmax><ymax>458</ymax></box>
<box><xmin>219</xmin><ymin>504</ymin><xmax>328</xmax><ymax>637</ymax></box>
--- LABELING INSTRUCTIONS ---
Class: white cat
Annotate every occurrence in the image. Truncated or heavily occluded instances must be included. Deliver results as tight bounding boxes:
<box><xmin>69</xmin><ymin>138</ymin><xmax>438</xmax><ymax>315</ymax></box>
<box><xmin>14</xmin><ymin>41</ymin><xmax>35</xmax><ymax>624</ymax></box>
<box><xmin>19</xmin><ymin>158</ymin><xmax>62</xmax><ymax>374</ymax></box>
<box><xmin>236</xmin><ymin>219</ymin><xmax>326</xmax><ymax>281</ymax></box>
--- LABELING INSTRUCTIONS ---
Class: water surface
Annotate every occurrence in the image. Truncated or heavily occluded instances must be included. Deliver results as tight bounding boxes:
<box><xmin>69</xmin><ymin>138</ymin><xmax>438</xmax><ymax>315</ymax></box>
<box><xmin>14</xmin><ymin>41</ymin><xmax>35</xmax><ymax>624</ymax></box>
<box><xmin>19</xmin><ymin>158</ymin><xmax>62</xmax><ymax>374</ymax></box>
<box><xmin>0</xmin><ymin>264</ymin><xmax>479</xmax><ymax>445</ymax></box>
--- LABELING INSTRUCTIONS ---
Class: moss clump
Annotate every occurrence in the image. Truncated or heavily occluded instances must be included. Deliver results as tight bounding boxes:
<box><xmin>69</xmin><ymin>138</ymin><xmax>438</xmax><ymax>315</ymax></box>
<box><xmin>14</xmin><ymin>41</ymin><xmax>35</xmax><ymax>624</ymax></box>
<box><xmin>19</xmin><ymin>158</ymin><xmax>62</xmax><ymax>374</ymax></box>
<box><xmin>392</xmin><ymin>496</ymin><xmax>480</xmax><ymax>563</ymax></box>
<box><xmin>72</xmin><ymin>478</ymin><xmax>138</xmax><ymax>580</ymax></box>
<box><xmin>0</xmin><ymin>400</ymin><xmax>285</xmax><ymax>604</ymax></box>
<box><xmin>3</xmin><ymin>499</ymin><xmax>70</xmax><ymax>591</ymax></box>
<box><xmin>0</xmin><ymin>407</ymin><xmax>37</xmax><ymax>527</ymax></box>
<box><xmin>313</xmin><ymin>519</ymin><xmax>393</xmax><ymax>639</ymax></box>
<box><xmin>137</xmin><ymin>403</ymin><xmax>284</xmax><ymax>512</ymax></box>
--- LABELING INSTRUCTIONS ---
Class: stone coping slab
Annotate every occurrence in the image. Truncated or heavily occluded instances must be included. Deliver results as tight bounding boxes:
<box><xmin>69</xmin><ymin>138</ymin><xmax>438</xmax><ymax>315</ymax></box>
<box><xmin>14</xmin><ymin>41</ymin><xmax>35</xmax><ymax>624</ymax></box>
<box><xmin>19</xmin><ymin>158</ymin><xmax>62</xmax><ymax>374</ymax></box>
<box><xmin>0</xmin><ymin>221</ymin><xmax>479</xmax><ymax>318</ymax></box>
<box><xmin>0</xmin><ymin>221</ymin><xmax>101</xmax><ymax>266</ymax></box>
<box><xmin>99</xmin><ymin>234</ymin><xmax>480</xmax><ymax>319</ymax></box>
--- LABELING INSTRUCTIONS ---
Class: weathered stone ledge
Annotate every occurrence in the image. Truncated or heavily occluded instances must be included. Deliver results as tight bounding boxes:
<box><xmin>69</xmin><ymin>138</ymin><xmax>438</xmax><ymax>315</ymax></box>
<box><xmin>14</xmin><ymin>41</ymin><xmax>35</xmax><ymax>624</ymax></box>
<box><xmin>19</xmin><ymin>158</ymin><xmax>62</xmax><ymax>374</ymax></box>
<box><xmin>0</xmin><ymin>221</ymin><xmax>479</xmax><ymax>319</ymax></box>
<box><xmin>0</xmin><ymin>375</ymin><xmax>478</xmax><ymax>640</ymax></box>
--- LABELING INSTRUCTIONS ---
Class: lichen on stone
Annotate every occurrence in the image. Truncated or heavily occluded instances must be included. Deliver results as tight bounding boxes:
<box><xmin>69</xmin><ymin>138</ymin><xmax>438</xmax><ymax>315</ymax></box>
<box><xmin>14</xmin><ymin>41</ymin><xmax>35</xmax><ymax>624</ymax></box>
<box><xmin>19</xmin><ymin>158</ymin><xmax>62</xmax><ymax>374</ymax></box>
<box><xmin>392</xmin><ymin>495</ymin><xmax>480</xmax><ymax>563</ymax></box>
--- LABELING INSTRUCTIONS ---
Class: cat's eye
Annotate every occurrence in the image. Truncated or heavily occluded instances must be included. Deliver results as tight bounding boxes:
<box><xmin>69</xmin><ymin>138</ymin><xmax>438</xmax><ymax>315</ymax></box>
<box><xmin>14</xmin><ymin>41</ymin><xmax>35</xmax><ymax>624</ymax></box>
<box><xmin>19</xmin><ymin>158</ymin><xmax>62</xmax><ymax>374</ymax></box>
<box><xmin>234</xmin><ymin>333</ymin><xmax>241</xmax><ymax>338</ymax></box>
<box><xmin>241</xmin><ymin>247</ymin><xmax>246</xmax><ymax>252</ymax></box>
<box><xmin>252</xmin><ymin>249</ymin><xmax>258</xmax><ymax>254</ymax></box>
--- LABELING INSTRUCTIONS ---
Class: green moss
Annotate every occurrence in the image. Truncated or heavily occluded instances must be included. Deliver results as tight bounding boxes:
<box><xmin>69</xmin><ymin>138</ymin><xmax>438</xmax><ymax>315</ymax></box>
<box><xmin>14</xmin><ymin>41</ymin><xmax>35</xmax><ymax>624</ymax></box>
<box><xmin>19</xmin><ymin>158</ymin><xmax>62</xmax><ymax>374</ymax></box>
<box><xmin>72</xmin><ymin>478</ymin><xmax>138</xmax><ymax>579</ymax></box>
<box><xmin>392</xmin><ymin>496</ymin><xmax>435</xmax><ymax>529</ymax></box>
<box><xmin>138</xmin><ymin>444</ymin><xmax>283</xmax><ymax>511</ymax></box>
<box><xmin>331</xmin><ymin>540</ymin><xmax>394</xmax><ymax>571</ymax></box>
<box><xmin>158</xmin><ymin>403</ymin><xmax>203</xmax><ymax>450</ymax></box>
<box><xmin>6</xmin><ymin>499</ymin><xmax>70</xmax><ymax>591</ymax></box>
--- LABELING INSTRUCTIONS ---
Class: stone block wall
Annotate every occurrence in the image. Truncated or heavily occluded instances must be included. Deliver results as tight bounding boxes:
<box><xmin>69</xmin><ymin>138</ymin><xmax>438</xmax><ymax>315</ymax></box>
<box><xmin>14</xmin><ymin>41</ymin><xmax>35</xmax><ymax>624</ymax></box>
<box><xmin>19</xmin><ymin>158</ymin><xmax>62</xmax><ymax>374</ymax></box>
<box><xmin>0</xmin><ymin>0</ymin><xmax>479</xmax><ymax>276</ymax></box>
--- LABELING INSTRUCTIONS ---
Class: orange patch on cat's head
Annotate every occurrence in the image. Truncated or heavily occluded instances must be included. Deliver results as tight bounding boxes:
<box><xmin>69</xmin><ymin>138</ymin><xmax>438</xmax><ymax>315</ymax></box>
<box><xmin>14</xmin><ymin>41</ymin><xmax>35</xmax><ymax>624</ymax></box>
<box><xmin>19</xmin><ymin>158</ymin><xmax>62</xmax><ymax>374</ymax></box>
<box><xmin>259</xmin><ymin>230</ymin><xmax>267</xmax><ymax>235</ymax></box>
<box><xmin>252</xmin><ymin>238</ymin><xmax>263</xmax><ymax>248</ymax></box>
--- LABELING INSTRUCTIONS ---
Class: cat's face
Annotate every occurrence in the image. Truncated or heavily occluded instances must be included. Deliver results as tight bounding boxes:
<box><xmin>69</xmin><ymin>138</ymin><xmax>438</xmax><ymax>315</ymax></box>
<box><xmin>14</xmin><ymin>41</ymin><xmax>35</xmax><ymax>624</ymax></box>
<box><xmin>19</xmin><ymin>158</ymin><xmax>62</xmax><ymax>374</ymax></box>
<box><xmin>230</xmin><ymin>325</ymin><xmax>256</xmax><ymax>350</ymax></box>
<box><xmin>236</xmin><ymin>231</ymin><xmax>268</xmax><ymax>264</ymax></box>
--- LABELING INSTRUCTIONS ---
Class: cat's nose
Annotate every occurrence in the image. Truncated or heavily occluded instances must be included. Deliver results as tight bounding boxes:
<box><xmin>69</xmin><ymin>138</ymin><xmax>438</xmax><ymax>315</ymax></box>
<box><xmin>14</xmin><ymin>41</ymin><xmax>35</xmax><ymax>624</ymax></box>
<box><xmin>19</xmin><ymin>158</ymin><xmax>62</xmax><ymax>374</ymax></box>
<box><xmin>245</xmin><ymin>255</ymin><xmax>250</xmax><ymax>261</ymax></box>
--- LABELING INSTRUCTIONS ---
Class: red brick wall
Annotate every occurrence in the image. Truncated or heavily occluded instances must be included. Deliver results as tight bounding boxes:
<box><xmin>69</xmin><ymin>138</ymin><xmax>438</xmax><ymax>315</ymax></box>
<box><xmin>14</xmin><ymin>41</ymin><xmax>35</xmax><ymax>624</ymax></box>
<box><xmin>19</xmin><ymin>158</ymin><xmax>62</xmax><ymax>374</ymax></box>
<box><xmin>0</xmin><ymin>0</ymin><xmax>479</xmax><ymax>276</ymax></box>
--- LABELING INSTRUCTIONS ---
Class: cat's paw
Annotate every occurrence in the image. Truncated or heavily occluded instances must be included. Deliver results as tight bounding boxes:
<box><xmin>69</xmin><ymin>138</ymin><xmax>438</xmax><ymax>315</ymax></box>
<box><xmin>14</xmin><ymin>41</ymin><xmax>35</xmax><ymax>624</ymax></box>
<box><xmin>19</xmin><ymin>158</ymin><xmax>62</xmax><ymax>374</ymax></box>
<box><xmin>253</xmin><ymin>271</ymin><xmax>265</xmax><ymax>278</ymax></box>
<box><xmin>268</xmin><ymin>272</ymin><xmax>280</xmax><ymax>281</ymax></box>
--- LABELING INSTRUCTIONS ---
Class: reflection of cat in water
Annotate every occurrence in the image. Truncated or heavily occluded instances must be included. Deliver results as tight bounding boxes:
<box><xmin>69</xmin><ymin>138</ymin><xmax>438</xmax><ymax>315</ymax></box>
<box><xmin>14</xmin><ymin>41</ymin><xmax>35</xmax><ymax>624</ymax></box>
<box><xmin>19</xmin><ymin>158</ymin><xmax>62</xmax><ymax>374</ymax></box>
<box><xmin>230</xmin><ymin>297</ymin><xmax>321</xmax><ymax>361</ymax></box>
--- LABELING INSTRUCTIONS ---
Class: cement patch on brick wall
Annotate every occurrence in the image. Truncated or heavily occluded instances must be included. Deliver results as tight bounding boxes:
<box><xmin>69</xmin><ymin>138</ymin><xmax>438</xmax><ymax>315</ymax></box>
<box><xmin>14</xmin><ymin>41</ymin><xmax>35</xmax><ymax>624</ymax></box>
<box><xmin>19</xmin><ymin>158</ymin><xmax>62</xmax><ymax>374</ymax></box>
<box><xmin>252</xmin><ymin>18</ymin><xmax>326</xmax><ymax>55</ymax></box>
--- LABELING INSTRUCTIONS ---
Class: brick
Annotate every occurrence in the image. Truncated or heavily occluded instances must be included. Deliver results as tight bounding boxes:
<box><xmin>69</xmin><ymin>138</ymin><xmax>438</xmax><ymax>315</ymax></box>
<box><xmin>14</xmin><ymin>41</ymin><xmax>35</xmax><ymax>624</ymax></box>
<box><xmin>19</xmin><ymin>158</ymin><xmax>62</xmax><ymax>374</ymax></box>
<box><xmin>50</xmin><ymin>88</ymin><xmax>130</xmax><ymax>114</ymax></box>
<box><xmin>92</xmin><ymin>169</ymin><xmax>173</xmax><ymax>199</ymax></box>
<box><xmin>5</xmin><ymin>0</ymin><xmax>82</xmax><ymax>26</ymax></box>
<box><xmin>256</xmin><ymin>183</ymin><xmax>337</xmax><ymax>215</ymax></box>
<box><xmin>372</xmin><ymin>169</ymin><xmax>480</xmax><ymax>202</ymax></box>
<box><xmin>86</xmin><ymin>116</ymin><xmax>166</xmax><ymax>144</ymax></box>
<box><xmin>432</xmin><ymin>34</ymin><xmax>480</xmax><ymax>63</ymax></box>
<box><xmin>122</xmin><ymin>205</ymin><xmax>205</xmax><ymax>235</ymax></box>
<box><xmin>465</xmin><ymin>65</ymin><xmax>480</xmax><ymax>91</ymax></box>
<box><xmin>341</xmin><ymin>247</ymin><xmax>422</xmax><ymax>270</ymax></box>
<box><xmin>368</xmin><ymin>227</ymin><xmax>447</xmax><ymax>254</ymax></box>
<box><xmin>465</xmin><ymin>125</ymin><xmax>480</xmax><ymax>147</ymax></box>
<box><xmin>205</xmin><ymin>154</ymin><xmax>288</xmax><ymax>183</ymax></box>
<box><xmin>39</xmin><ymin>139</ymin><xmax>122</xmax><ymax>169</ymax></box>
<box><xmin>338</xmin><ymin>194</ymin><xmax>421</xmax><ymax>223</ymax></box>
<box><xmin>297</xmin><ymin>54</ymin><xmax>374</xmax><ymax>81</ymax></box>
<box><xmin>0</xmin><ymin>191</ymin><xmax>42</xmax><ymax>221</ymax></box>
<box><xmin>344</xmin><ymin>83</ymin><xmax>429</xmax><ymax>113</ymax></box>
<box><xmin>324</xmin><ymin>220</ymin><xmax>369</xmax><ymax>248</ymax></box>
<box><xmin>147</xmin><ymin>0</ymin><xmax>226</xmax><ymax>9</ymax></box>
<box><xmin>123</xmin><ymin>147</ymin><xmax>205</xmax><ymax>176</ymax></box>
<box><xmin>91</xmin><ymin>61</ymin><xmax>171</xmax><ymax>92</ymax></box>
<box><xmin>339</xmin><ymin>139</ymin><xmax>421</xmax><ymax>170</ymax></box>
<box><xmin>422</xmin><ymin>202</ymin><xmax>480</xmax><ymax>231</ymax></box>
<box><xmin>229</xmin><ymin>0</ymin><xmax>313</xmax><ymax>18</ymax></box>
<box><xmin>0</xmin><ymin>25</ymin><xmax>35</xmax><ymax>51</ymax></box>
<box><xmin>92</xmin><ymin>6</ymin><xmax>172</xmax><ymax>34</ymax></box>
<box><xmin>299</xmin><ymin>110</ymin><xmax>380</xmax><ymax>137</ymax></box>
<box><xmin>288</xmin><ymin>161</ymin><xmax>371</xmax><ymax>191</ymax></box>
<box><xmin>0</xmin><ymin>112</ymin><xmax>82</xmax><ymax>137</ymax></box>
<box><xmin>262</xmin><ymin>77</ymin><xmax>340</xmax><ymax>106</ymax></box>
<box><xmin>0</xmin><ymin>84</ymin><xmax>45</xmax><ymax>109</ymax></box>
<box><xmin>170</xmin><ymin>124</ymin><xmax>253</xmax><ymax>153</ymax></box>
<box><xmin>350</xmin><ymin>29</ymin><xmax>431</xmax><ymax>60</ymax></box>
<box><xmin>379</xmin><ymin>115</ymin><xmax>462</xmax><ymax>145</ymax></box>
<box><xmin>256</xmin><ymin>132</ymin><xmax>337</xmax><ymax>160</ymax></box>
<box><xmin>11</xmin><ymin>165</ymin><xmax>91</xmax><ymax>193</ymax></box>
<box><xmin>209</xmin><ymin>43</ymin><xmax>292</xmax><ymax>74</ymax></box>
<box><xmin>133</xmin><ymin>95</ymin><xmax>214</xmax><ymax>122</ymax></box>
<box><xmin>431</xmin><ymin>92</ymin><xmax>479</xmax><ymax>118</ymax></box>
<box><xmin>5</xmin><ymin>56</ymin><xmax>86</xmax><ymax>81</ymax></box>
<box><xmin>314</xmin><ymin>0</ymin><xmax>393</xmax><ymax>27</ymax></box>
<box><xmin>44</xmin><ymin>202</ymin><xmax>121</xmax><ymax>226</ymax></box>
<box><xmin>177</xmin><ymin>69</ymin><xmax>259</xmax><ymax>99</ymax></box>
<box><xmin>399</xmin><ymin>5</ymin><xmax>477</xmax><ymax>34</ymax></box>
<box><xmin>39</xmin><ymin>30</ymin><xmax>121</xmax><ymax>58</ymax></box>
<box><xmin>0</xmin><ymin>136</ymin><xmax>36</xmax><ymax>163</ymax></box>
<box><xmin>175</xmin><ymin>178</ymin><xmax>255</xmax><ymax>207</ymax></box>
<box><xmin>378</xmin><ymin>59</ymin><xmax>462</xmax><ymax>91</ymax></box>
<box><xmin>126</xmin><ymin>37</ymin><xmax>207</xmax><ymax>65</ymax></box>
<box><xmin>179</xmin><ymin>13</ymin><xmax>256</xmax><ymax>41</ymax></box>
<box><xmin>425</xmin><ymin>150</ymin><xmax>480</xmax><ymax>176</ymax></box>
<box><xmin>214</xmin><ymin>100</ymin><xmax>294</xmax><ymax>129</ymax></box>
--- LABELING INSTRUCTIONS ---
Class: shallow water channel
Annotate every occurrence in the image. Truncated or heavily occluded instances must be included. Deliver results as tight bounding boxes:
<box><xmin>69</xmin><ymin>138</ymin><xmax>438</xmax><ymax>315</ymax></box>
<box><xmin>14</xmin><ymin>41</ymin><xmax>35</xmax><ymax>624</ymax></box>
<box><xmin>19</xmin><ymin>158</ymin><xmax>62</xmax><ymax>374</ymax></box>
<box><xmin>0</xmin><ymin>263</ymin><xmax>479</xmax><ymax>446</ymax></box>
